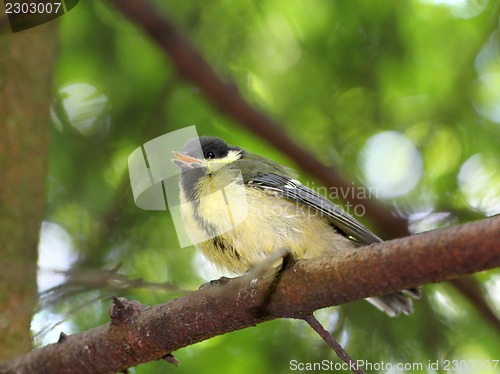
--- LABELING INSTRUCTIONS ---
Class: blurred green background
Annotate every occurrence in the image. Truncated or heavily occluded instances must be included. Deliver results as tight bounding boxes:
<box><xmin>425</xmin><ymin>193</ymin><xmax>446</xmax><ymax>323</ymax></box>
<box><xmin>5</xmin><ymin>0</ymin><xmax>500</xmax><ymax>373</ymax></box>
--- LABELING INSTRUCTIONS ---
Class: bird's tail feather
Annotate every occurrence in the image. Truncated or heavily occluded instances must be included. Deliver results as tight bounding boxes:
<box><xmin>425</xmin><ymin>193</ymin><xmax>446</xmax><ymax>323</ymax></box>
<box><xmin>366</xmin><ymin>288</ymin><xmax>421</xmax><ymax>317</ymax></box>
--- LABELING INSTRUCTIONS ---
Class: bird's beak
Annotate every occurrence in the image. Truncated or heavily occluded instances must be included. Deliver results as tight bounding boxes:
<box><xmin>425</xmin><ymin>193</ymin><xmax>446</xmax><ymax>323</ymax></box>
<box><xmin>172</xmin><ymin>151</ymin><xmax>204</xmax><ymax>170</ymax></box>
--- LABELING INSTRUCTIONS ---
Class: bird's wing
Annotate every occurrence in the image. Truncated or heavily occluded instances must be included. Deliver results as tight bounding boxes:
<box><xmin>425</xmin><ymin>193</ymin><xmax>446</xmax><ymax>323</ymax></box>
<box><xmin>248</xmin><ymin>173</ymin><xmax>421</xmax><ymax>317</ymax></box>
<box><xmin>247</xmin><ymin>173</ymin><xmax>382</xmax><ymax>245</ymax></box>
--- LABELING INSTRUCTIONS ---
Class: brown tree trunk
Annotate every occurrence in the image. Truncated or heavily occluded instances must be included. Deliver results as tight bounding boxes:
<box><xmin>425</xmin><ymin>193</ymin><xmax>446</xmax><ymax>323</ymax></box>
<box><xmin>0</xmin><ymin>15</ymin><xmax>57</xmax><ymax>360</ymax></box>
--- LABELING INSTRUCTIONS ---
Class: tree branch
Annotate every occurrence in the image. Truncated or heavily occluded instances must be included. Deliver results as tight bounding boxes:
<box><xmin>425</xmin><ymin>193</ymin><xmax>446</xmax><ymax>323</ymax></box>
<box><xmin>1</xmin><ymin>216</ymin><xmax>498</xmax><ymax>373</ymax></box>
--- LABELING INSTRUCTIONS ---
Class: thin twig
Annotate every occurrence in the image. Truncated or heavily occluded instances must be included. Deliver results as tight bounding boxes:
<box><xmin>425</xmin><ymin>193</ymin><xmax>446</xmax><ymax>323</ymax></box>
<box><xmin>304</xmin><ymin>314</ymin><xmax>364</xmax><ymax>374</ymax></box>
<box><xmin>39</xmin><ymin>268</ymin><xmax>185</xmax><ymax>299</ymax></box>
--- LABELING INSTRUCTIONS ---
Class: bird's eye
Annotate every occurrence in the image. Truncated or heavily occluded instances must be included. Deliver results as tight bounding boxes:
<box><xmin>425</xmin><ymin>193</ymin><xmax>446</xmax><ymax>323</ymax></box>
<box><xmin>205</xmin><ymin>151</ymin><xmax>216</xmax><ymax>159</ymax></box>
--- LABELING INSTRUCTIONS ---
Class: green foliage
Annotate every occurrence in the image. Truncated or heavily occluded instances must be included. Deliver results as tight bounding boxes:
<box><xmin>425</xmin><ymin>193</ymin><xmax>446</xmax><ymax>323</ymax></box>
<box><xmin>34</xmin><ymin>0</ymin><xmax>500</xmax><ymax>373</ymax></box>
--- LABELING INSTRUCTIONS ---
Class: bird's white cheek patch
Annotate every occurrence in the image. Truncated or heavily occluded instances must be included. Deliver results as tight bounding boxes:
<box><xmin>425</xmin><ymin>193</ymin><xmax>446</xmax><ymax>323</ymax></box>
<box><xmin>206</xmin><ymin>150</ymin><xmax>242</xmax><ymax>174</ymax></box>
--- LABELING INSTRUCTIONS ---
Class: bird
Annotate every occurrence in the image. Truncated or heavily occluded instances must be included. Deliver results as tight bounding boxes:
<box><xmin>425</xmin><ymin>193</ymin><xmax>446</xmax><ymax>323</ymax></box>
<box><xmin>172</xmin><ymin>136</ymin><xmax>420</xmax><ymax>316</ymax></box>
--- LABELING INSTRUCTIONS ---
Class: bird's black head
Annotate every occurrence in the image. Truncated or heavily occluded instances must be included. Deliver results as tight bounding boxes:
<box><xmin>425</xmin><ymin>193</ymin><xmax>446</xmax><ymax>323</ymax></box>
<box><xmin>181</xmin><ymin>136</ymin><xmax>234</xmax><ymax>161</ymax></box>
